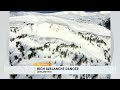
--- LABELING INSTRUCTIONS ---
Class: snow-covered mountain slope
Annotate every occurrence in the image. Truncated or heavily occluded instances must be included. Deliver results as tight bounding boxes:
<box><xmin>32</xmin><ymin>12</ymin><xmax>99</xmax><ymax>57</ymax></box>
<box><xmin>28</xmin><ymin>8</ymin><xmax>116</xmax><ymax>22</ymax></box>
<box><xmin>10</xmin><ymin>74</ymin><xmax>110</xmax><ymax>79</ymax></box>
<box><xmin>9</xmin><ymin>11</ymin><xmax>111</xmax><ymax>79</ymax></box>
<box><xmin>10</xmin><ymin>11</ymin><xmax>111</xmax><ymax>29</ymax></box>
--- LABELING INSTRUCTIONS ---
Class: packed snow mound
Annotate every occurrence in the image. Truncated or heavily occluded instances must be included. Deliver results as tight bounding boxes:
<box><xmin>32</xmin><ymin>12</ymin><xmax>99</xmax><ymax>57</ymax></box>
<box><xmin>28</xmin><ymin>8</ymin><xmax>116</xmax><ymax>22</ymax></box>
<box><xmin>9</xmin><ymin>11</ymin><xmax>111</xmax><ymax>79</ymax></box>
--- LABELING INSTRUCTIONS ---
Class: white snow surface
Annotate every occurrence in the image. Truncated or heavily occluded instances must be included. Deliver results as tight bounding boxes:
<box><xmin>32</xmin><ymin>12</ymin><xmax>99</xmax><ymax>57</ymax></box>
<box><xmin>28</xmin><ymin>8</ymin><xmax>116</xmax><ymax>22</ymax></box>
<box><xmin>9</xmin><ymin>11</ymin><xmax>111</xmax><ymax>79</ymax></box>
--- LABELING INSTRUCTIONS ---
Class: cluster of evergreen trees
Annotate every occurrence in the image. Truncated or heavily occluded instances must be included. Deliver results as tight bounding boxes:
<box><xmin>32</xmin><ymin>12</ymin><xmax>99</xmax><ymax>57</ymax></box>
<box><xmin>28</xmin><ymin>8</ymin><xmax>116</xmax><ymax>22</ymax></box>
<box><xmin>52</xmin><ymin>74</ymin><xmax>62</xmax><ymax>79</ymax></box>
<box><xmin>10</xmin><ymin>27</ymin><xmax>19</xmax><ymax>33</ymax></box>
<box><xmin>28</xmin><ymin>48</ymin><xmax>37</xmax><ymax>60</ymax></box>
<box><xmin>17</xmin><ymin>34</ymin><xmax>28</xmax><ymax>39</ymax></box>
<box><xmin>99</xmin><ymin>18</ymin><xmax>110</xmax><ymax>30</ymax></box>
<box><xmin>104</xmin><ymin>18</ymin><xmax>110</xmax><ymax>30</ymax></box>
<box><xmin>12</xmin><ymin>41</ymin><xmax>25</xmax><ymax>64</ymax></box>
<box><xmin>104</xmin><ymin>49</ymin><xmax>111</xmax><ymax>63</ymax></box>
<box><xmin>72</xmin><ymin>53</ymin><xmax>88</xmax><ymax>66</ymax></box>
<box><xmin>79</xmin><ymin>32</ymin><xmax>107</xmax><ymax>47</ymax></box>
<box><xmin>10</xmin><ymin>74</ymin><xmax>17</xmax><ymax>79</ymax></box>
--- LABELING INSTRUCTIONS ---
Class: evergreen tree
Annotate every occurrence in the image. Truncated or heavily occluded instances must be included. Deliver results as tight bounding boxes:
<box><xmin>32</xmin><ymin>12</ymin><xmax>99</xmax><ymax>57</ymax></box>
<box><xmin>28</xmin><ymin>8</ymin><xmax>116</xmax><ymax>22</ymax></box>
<box><xmin>14</xmin><ymin>55</ymin><xmax>18</xmax><ymax>60</ymax></box>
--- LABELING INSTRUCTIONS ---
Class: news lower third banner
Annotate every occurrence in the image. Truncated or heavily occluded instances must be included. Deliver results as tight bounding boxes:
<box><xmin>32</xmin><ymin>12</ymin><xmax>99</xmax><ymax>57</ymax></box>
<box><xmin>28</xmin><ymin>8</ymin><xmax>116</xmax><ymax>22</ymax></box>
<box><xmin>4</xmin><ymin>66</ymin><xmax>114</xmax><ymax>74</ymax></box>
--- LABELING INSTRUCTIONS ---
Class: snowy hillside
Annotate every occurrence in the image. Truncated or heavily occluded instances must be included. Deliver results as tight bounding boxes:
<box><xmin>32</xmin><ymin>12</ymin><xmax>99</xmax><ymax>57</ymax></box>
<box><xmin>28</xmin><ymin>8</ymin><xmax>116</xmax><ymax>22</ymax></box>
<box><xmin>10</xmin><ymin>11</ymin><xmax>110</xmax><ymax>29</ymax></box>
<box><xmin>9</xmin><ymin>11</ymin><xmax>111</xmax><ymax>79</ymax></box>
